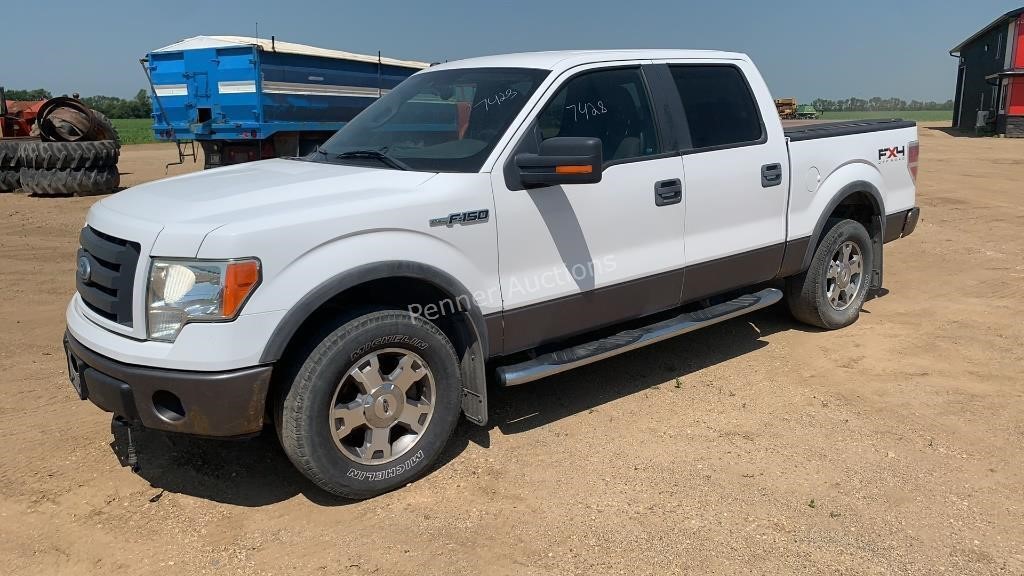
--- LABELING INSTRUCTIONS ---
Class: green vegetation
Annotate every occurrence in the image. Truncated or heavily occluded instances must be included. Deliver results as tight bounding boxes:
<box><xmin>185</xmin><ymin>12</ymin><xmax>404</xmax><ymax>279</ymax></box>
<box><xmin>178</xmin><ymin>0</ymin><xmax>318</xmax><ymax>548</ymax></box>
<box><xmin>2</xmin><ymin>88</ymin><xmax>51</xmax><ymax>101</ymax></box>
<box><xmin>815</xmin><ymin>110</ymin><xmax>953</xmax><ymax>122</ymax></box>
<box><xmin>4</xmin><ymin>87</ymin><xmax>152</xmax><ymax>119</ymax></box>
<box><xmin>112</xmin><ymin>118</ymin><xmax>156</xmax><ymax>145</ymax></box>
<box><xmin>804</xmin><ymin>96</ymin><xmax>953</xmax><ymax>123</ymax></box>
<box><xmin>83</xmin><ymin>90</ymin><xmax>152</xmax><ymax>120</ymax></box>
<box><xmin>810</xmin><ymin>97</ymin><xmax>953</xmax><ymax>112</ymax></box>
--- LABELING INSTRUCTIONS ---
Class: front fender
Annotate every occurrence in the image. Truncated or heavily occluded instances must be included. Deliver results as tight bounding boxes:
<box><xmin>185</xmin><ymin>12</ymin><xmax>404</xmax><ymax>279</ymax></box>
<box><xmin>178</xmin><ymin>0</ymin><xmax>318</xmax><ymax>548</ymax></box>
<box><xmin>246</xmin><ymin>230</ymin><xmax>498</xmax><ymax>362</ymax></box>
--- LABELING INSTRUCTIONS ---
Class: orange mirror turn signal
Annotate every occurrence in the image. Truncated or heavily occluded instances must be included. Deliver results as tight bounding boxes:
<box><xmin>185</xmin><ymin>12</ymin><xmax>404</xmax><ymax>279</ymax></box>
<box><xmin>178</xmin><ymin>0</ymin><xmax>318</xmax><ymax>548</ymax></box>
<box><xmin>555</xmin><ymin>165</ymin><xmax>593</xmax><ymax>174</ymax></box>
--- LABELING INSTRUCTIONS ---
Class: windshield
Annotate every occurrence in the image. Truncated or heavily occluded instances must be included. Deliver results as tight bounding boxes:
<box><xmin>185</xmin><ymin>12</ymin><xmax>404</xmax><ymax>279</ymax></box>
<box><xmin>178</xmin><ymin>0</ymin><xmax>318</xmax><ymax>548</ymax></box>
<box><xmin>313</xmin><ymin>67</ymin><xmax>550</xmax><ymax>173</ymax></box>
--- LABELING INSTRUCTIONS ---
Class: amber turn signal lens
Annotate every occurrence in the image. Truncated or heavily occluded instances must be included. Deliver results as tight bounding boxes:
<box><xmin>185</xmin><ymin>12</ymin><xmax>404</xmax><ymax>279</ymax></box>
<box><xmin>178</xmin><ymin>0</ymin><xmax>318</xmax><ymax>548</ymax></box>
<box><xmin>555</xmin><ymin>165</ymin><xmax>593</xmax><ymax>174</ymax></box>
<box><xmin>222</xmin><ymin>260</ymin><xmax>260</xmax><ymax>317</ymax></box>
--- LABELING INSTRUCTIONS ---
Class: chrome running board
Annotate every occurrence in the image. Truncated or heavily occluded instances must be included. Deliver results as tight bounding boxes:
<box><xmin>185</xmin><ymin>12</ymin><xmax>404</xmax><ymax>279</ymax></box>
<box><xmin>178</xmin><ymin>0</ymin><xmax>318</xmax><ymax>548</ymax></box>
<box><xmin>496</xmin><ymin>288</ymin><xmax>783</xmax><ymax>387</ymax></box>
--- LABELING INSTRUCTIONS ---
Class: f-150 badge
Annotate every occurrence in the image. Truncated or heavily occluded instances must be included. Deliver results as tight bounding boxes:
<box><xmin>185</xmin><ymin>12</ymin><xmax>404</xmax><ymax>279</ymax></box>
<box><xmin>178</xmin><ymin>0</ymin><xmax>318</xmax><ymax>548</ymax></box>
<box><xmin>430</xmin><ymin>209</ymin><xmax>490</xmax><ymax>227</ymax></box>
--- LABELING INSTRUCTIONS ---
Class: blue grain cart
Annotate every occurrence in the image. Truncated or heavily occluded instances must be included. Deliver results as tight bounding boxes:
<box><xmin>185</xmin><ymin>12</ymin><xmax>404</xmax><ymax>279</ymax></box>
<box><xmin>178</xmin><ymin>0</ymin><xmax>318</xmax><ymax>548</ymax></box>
<box><xmin>143</xmin><ymin>36</ymin><xmax>428</xmax><ymax>168</ymax></box>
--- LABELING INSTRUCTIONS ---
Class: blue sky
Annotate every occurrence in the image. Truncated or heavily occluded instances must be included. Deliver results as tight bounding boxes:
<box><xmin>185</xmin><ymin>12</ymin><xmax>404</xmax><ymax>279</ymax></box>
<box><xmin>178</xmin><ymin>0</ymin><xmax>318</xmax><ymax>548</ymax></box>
<box><xmin>4</xmin><ymin>0</ymin><xmax>1020</xmax><ymax>101</ymax></box>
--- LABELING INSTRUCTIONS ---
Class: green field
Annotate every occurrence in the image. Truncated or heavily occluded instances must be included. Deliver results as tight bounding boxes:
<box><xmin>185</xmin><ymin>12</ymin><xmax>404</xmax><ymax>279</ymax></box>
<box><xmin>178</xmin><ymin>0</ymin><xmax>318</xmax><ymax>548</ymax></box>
<box><xmin>111</xmin><ymin>118</ymin><xmax>155</xmax><ymax>145</ymax></box>
<box><xmin>815</xmin><ymin>110</ymin><xmax>953</xmax><ymax>122</ymax></box>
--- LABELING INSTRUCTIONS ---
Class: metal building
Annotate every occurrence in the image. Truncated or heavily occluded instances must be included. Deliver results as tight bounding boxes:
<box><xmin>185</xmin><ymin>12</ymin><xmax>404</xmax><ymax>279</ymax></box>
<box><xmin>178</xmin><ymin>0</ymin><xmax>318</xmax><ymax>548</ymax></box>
<box><xmin>950</xmin><ymin>7</ymin><xmax>1024</xmax><ymax>136</ymax></box>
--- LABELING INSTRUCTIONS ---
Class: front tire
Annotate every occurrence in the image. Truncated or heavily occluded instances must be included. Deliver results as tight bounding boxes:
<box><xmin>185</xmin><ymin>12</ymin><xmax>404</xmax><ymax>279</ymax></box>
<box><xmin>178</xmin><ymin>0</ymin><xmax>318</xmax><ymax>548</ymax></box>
<box><xmin>279</xmin><ymin>310</ymin><xmax>462</xmax><ymax>499</ymax></box>
<box><xmin>786</xmin><ymin>218</ymin><xmax>874</xmax><ymax>329</ymax></box>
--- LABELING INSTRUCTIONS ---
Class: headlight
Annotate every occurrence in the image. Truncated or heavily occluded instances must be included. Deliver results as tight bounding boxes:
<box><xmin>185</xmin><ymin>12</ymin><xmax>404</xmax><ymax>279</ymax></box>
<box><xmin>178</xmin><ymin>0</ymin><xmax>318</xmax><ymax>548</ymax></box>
<box><xmin>147</xmin><ymin>258</ymin><xmax>261</xmax><ymax>342</ymax></box>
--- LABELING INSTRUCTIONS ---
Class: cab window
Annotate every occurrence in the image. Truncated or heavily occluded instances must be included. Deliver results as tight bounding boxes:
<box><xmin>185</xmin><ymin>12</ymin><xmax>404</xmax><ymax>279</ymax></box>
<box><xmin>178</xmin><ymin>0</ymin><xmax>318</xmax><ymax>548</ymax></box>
<box><xmin>669</xmin><ymin>65</ymin><xmax>764</xmax><ymax>150</ymax></box>
<box><xmin>536</xmin><ymin>67</ymin><xmax>660</xmax><ymax>162</ymax></box>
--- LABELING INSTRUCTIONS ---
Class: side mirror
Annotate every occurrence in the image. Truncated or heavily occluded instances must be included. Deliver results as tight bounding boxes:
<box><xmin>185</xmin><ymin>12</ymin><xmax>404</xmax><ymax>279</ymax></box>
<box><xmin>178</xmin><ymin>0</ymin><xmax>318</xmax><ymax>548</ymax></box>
<box><xmin>515</xmin><ymin>137</ymin><xmax>602</xmax><ymax>188</ymax></box>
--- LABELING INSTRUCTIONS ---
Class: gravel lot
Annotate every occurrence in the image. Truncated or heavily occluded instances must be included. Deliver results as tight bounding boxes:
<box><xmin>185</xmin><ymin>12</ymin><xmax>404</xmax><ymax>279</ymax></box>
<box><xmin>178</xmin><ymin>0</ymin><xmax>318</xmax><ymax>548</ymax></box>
<box><xmin>0</xmin><ymin>124</ymin><xmax>1021</xmax><ymax>575</ymax></box>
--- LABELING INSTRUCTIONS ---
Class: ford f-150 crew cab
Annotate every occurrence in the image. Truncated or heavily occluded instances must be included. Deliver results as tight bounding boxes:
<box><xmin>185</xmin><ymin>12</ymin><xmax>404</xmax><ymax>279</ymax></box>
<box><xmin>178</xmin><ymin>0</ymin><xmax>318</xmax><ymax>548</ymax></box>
<box><xmin>64</xmin><ymin>50</ymin><xmax>920</xmax><ymax>498</ymax></box>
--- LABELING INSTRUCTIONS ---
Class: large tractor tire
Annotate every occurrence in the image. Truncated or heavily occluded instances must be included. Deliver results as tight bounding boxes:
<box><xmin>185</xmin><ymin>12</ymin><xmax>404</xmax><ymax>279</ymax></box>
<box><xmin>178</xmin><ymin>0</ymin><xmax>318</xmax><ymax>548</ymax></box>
<box><xmin>19</xmin><ymin>140</ymin><xmax>120</xmax><ymax>170</ymax></box>
<box><xmin>0</xmin><ymin>170</ymin><xmax>19</xmax><ymax>192</ymax></box>
<box><xmin>89</xmin><ymin>110</ymin><xmax>120</xmax><ymax>146</ymax></box>
<box><xmin>19</xmin><ymin>166</ymin><xmax>120</xmax><ymax>197</ymax></box>
<box><xmin>0</xmin><ymin>140</ymin><xmax>24</xmax><ymax>168</ymax></box>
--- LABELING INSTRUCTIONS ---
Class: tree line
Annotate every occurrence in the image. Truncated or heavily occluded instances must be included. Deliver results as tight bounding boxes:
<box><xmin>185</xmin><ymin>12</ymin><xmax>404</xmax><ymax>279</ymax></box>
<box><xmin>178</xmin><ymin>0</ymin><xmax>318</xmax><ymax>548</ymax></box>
<box><xmin>3</xmin><ymin>88</ymin><xmax>153</xmax><ymax>119</ymax></box>
<box><xmin>7</xmin><ymin>87</ymin><xmax>955</xmax><ymax>117</ymax></box>
<box><xmin>809</xmin><ymin>97</ymin><xmax>953</xmax><ymax>112</ymax></box>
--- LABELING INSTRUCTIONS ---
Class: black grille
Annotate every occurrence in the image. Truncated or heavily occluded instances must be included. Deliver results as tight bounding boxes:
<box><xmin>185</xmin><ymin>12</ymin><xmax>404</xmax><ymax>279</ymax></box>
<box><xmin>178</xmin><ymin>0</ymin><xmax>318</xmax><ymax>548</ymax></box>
<box><xmin>77</xmin><ymin>226</ymin><xmax>140</xmax><ymax>326</ymax></box>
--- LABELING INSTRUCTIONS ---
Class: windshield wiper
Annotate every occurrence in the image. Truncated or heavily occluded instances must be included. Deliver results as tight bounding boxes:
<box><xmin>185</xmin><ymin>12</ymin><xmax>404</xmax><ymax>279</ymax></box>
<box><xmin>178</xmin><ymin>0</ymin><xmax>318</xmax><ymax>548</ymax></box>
<box><xmin>332</xmin><ymin>149</ymin><xmax>411</xmax><ymax>171</ymax></box>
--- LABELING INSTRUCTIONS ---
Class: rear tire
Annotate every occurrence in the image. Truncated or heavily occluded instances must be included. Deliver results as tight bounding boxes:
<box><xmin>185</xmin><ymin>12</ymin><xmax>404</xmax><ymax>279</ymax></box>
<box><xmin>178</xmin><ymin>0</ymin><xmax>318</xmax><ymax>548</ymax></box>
<box><xmin>279</xmin><ymin>310</ymin><xmax>462</xmax><ymax>499</ymax></box>
<box><xmin>786</xmin><ymin>218</ymin><xmax>874</xmax><ymax>329</ymax></box>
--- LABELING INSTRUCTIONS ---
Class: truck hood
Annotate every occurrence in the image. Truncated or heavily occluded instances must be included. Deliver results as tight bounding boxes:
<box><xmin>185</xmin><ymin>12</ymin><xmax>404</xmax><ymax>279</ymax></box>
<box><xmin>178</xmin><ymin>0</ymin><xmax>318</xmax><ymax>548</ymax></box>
<box><xmin>90</xmin><ymin>158</ymin><xmax>438</xmax><ymax>257</ymax></box>
<box><xmin>99</xmin><ymin>158</ymin><xmax>436</xmax><ymax>227</ymax></box>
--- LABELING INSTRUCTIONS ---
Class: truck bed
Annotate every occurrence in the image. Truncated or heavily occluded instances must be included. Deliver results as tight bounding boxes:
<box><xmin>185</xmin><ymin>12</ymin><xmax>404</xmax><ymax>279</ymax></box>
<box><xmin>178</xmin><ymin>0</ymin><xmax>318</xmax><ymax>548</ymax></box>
<box><xmin>784</xmin><ymin>119</ymin><xmax>916</xmax><ymax>142</ymax></box>
<box><xmin>784</xmin><ymin>119</ymin><xmax>918</xmax><ymax>247</ymax></box>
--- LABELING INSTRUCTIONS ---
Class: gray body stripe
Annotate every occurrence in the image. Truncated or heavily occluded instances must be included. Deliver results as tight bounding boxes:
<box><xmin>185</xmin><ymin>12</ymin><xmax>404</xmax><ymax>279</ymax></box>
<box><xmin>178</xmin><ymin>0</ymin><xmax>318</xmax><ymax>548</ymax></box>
<box><xmin>262</xmin><ymin>81</ymin><xmax>389</xmax><ymax>97</ymax></box>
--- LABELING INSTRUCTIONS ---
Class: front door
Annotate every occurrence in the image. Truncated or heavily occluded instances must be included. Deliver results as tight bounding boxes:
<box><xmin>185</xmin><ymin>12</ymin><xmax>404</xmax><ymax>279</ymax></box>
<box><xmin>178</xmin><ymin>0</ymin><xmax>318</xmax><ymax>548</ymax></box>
<box><xmin>490</xmin><ymin>64</ymin><xmax>686</xmax><ymax>354</ymax></box>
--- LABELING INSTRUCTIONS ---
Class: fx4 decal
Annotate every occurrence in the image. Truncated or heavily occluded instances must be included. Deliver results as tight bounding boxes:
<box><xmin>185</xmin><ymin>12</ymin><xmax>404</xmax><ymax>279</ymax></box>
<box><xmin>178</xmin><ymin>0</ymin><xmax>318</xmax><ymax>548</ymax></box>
<box><xmin>430</xmin><ymin>209</ymin><xmax>490</xmax><ymax>227</ymax></box>
<box><xmin>878</xmin><ymin>146</ymin><xmax>906</xmax><ymax>162</ymax></box>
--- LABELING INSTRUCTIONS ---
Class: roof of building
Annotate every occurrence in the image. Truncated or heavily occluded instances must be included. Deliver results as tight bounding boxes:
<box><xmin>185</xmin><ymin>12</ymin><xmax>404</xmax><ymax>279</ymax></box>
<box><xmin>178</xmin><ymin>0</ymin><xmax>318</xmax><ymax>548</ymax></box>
<box><xmin>950</xmin><ymin>7</ymin><xmax>1024</xmax><ymax>54</ymax></box>
<box><xmin>428</xmin><ymin>49</ymin><xmax>749</xmax><ymax>72</ymax></box>
<box><xmin>151</xmin><ymin>36</ymin><xmax>429</xmax><ymax>69</ymax></box>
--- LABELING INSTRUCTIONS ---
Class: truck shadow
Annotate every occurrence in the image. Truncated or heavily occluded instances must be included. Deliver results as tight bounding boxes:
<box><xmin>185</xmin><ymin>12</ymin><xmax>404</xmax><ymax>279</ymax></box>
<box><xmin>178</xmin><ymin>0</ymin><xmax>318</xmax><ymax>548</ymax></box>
<box><xmin>120</xmin><ymin>426</ymin><xmax>316</xmax><ymax>507</ymax></box>
<box><xmin>121</xmin><ymin>302</ymin><xmax>828</xmax><ymax>507</ymax></box>
<box><xmin>482</xmin><ymin>304</ymin><xmax>798</xmax><ymax>438</ymax></box>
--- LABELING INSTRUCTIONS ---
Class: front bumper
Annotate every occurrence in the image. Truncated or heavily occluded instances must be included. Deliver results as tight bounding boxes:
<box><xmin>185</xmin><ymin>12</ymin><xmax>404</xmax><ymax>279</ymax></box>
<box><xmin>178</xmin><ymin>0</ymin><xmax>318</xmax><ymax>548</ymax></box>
<box><xmin>64</xmin><ymin>331</ymin><xmax>272</xmax><ymax>437</ymax></box>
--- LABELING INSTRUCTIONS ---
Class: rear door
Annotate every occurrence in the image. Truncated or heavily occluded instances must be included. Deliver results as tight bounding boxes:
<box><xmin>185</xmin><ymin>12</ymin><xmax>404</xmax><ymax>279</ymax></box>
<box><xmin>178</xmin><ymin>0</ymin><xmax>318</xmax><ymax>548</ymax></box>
<box><xmin>660</xmin><ymin>60</ymin><xmax>789</xmax><ymax>302</ymax></box>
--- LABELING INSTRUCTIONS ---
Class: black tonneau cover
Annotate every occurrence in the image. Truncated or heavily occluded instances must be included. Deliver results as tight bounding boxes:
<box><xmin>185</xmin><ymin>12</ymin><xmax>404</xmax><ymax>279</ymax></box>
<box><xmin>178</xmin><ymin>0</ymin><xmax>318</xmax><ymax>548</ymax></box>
<box><xmin>784</xmin><ymin>119</ymin><xmax>916</xmax><ymax>142</ymax></box>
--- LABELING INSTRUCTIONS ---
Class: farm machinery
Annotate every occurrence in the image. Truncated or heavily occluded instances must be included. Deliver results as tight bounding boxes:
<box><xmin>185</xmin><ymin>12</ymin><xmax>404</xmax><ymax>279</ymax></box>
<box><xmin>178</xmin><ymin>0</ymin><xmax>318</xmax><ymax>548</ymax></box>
<box><xmin>774</xmin><ymin>98</ymin><xmax>797</xmax><ymax>119</ymax></box>
<box><xmin>795</xmin><ymin>104</ymin><xmax>821</xmax><ymax>119</ymax></box>
<box><xmin>0</xmin><ymin>87</ymin><xmax>44</xmax><ymax>138</ymax></box>
<box><xmin>1</xmin><ymin>87</ymin><xmax>121</xmax><ymax>195</ymax></box>
<box><xmin>775</xmin><ymin>98</ymin><xmax>822</xmax><ymax>120</ymax></box>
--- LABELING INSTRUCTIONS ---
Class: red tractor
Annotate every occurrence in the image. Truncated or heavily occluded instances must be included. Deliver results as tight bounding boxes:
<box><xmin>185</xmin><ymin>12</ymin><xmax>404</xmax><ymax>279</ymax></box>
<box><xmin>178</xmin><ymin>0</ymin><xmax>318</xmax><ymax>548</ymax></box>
<box><xmin>0</xmin><ymin>86</ymin><xmax>45</xmax><ymax>138</ymax></box>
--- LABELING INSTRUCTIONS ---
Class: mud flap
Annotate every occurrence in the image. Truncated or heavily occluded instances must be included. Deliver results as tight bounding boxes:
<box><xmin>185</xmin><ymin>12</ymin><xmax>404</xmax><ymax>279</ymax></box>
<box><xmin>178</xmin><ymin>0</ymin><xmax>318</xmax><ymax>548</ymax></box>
<box><xmin>459</xmin><ymin>337</ymin><xmax>488</xmax><ymax>426</ymax></box>
<box><xmin>871</xmin><ymin>214</ymin><xmax>884</xmax><ymax>289</ymax></box>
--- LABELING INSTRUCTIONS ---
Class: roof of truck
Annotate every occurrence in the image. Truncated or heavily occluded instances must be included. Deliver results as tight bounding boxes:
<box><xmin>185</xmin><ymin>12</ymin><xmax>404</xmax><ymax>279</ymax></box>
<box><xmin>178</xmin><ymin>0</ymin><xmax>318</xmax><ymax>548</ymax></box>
<box><xmin>151</xmin><ymin>36</ymin><xmax>430</xmax><ymax>69</ymax></box>
<box><xmin>429</xmin><ymin>49</ymin><xmax>750</xmax><ymax>71</ymax></box>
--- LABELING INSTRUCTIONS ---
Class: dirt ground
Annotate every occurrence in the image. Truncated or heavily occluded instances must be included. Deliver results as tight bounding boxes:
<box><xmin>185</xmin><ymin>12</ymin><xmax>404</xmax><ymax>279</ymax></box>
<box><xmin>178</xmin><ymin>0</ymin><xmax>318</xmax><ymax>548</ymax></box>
<box><xmin>0</xmin><ymin>124</ymin><xmax>1021</xmax><ymax>575</ymax></box>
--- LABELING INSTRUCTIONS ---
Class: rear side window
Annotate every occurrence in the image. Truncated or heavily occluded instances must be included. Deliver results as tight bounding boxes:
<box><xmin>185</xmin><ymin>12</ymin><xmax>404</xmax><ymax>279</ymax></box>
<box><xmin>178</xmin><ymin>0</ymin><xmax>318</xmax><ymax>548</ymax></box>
<box><xmin>669</xmin><ymin>65</ymin><xmax>764</xmax><ymax>150</ymax></box>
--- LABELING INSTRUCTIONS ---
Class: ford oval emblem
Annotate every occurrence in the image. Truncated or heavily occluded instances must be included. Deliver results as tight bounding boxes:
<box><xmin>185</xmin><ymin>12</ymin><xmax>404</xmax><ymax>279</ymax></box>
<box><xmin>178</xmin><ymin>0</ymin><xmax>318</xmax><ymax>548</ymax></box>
<box><xmin>77</xmin><ymin>255</ymin><xmax>92</xmax><ymax>282</ymax></box>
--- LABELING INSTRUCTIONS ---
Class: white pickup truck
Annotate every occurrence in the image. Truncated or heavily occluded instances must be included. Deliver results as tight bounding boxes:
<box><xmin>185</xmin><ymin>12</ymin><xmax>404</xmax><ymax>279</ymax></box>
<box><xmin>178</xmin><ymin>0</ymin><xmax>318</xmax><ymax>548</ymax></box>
<box><xmin>64</xmin><ymin>50</ymin><xmax>919</xmax><ymax>498</ymax></box>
